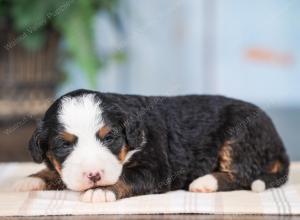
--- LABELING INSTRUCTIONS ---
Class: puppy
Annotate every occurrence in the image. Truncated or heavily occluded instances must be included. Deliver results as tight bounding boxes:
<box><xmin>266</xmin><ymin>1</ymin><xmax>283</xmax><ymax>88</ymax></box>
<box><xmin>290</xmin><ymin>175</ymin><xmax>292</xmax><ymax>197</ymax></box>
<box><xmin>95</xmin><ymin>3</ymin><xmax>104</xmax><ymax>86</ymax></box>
<box><xmin>14</xmin><ymin>89</ymin><xmax>289</xmax><ymax>202</ymax></box>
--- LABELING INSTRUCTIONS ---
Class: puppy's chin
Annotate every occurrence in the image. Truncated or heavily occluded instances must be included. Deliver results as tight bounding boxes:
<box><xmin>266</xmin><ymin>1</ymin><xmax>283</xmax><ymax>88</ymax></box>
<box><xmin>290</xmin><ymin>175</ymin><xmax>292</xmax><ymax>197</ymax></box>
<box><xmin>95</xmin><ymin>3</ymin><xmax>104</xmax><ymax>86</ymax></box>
<box><xmin>67</xmin><ymin>184</ymin><xmax>92</xmax><ymax>192</ymax></box>
<box><xmin>65</xmin><ymin>180</ymin><xmax>119</xmax><ymax>192</ymax></box>
<box><xmin>60</xmin><ymin>161</ymin><xmax>122</xmax><ymax>192</ymax></box>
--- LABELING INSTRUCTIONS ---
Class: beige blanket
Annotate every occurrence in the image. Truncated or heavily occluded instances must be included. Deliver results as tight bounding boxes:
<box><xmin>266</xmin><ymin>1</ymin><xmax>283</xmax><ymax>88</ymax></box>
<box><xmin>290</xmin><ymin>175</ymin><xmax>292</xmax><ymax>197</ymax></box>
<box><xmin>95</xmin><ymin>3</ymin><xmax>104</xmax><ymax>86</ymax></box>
<box><xmin>0</xmin><ymin>162</ymin><xmax>300</xmax><ymax>216</ymax></box>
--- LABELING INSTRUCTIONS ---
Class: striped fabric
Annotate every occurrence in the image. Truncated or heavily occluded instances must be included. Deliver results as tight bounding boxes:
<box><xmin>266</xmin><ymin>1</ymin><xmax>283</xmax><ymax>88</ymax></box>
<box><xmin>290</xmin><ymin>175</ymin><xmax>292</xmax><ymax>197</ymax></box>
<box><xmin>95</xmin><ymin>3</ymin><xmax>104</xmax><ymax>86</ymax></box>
<box><xmin>0</xmin><ymin>162</ymin><xmax>300</xmax><ymax>216</ymax></box>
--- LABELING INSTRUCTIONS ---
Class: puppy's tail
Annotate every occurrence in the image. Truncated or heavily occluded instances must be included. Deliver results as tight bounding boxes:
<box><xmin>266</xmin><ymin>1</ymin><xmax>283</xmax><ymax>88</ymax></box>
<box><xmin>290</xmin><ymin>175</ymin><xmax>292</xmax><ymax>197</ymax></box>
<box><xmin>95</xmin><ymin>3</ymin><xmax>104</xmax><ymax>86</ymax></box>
<box><xmin>251</xmin><ymin>158</ymin><xmax>290</xmax><ymax>193</ymax></box>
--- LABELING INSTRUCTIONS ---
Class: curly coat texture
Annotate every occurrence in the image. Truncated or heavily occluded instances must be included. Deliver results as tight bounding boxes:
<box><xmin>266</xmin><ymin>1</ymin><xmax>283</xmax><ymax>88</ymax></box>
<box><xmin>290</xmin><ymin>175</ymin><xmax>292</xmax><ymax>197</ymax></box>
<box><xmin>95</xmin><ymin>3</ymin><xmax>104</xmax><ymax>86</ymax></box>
<box><xmin>28</xmin><ymin>89</ymin><xmax>289</xmax><ymax>199</ymax></box>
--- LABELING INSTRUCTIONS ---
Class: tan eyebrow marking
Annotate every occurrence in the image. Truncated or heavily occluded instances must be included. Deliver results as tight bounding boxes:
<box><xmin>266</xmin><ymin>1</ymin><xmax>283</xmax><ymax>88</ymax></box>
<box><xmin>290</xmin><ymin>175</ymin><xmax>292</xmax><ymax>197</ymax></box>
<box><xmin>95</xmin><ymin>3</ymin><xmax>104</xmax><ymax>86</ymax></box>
<box><xmin>61</xmin><ymin>131</ymin><xmax>77</xmax><ymax>144</ymax></box>
<box><xmin>99</xmin><ymin>125</ymin><xmax>111</xmax><ymax>139</ymax></box>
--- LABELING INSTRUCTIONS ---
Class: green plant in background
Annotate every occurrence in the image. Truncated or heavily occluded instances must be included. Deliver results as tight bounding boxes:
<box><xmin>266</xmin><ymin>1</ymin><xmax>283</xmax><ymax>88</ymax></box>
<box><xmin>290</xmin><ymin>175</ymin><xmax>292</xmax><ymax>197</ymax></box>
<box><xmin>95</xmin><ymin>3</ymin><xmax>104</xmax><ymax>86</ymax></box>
<box><xmin>0</xmin><ymin>0</ymin><xmax>120</xmax><ymax>88</ymax></box>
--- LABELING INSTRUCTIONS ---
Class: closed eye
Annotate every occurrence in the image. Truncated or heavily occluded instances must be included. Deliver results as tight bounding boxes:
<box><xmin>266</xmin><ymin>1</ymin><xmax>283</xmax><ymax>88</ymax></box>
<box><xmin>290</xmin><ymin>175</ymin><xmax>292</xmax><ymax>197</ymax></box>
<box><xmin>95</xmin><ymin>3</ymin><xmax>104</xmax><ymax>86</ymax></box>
<box><xmin>63</xmin><ymin>140</ymin><xmax>72</xmax><ymax>147</ymax></box>
<box><xmin>103</xmin><ymin>135</ymin><xmax>114</xmax><ymax>144</ymax></box>
<box><xmin>54</xmin><ymin>144</ymin><xmax>73</xmax><ymax>158</ymax></box>
<box><xmin>51</xmin><ymin>138</ymin><xmax>75</xmax><ymax>159</ymax></box>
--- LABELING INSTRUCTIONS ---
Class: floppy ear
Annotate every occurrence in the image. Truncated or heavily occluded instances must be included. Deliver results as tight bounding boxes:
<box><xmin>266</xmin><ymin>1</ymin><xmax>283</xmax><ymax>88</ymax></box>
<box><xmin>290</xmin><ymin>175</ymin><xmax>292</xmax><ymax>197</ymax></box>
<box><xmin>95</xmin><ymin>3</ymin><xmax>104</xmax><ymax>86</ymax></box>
<box><xmin>124</xmin><ymin>115</ymin><xmax>147</xmax><ymax>149</ymax></box>
<box><xmin>28</xmin><ymin>121</ymin><xmax>48</xmax><ymax>163</ymax></box>
<box><xmin>102</xmin><ymin>102</ymin><xmax>147</xmax><ymax>149</ymax></box>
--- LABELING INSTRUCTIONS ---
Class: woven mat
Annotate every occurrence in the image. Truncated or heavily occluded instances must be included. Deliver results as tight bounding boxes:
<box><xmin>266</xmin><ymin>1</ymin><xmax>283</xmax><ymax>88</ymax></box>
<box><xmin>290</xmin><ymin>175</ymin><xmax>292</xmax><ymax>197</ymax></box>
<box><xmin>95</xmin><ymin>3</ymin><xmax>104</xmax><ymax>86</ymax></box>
<box><xmin>0</xmin><ymin>162</ymin><xmax>300</xmax><ymax>216</ymax></box>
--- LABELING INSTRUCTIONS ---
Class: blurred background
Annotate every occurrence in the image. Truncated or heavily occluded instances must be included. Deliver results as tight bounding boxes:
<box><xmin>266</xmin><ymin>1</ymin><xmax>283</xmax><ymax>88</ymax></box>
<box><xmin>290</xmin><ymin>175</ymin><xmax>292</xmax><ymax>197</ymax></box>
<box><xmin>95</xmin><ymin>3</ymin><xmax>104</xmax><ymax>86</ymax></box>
<box><xmin>0</xmin><ymin>0</ymin><xmax>299</xmax><ymax>161</ymax></box>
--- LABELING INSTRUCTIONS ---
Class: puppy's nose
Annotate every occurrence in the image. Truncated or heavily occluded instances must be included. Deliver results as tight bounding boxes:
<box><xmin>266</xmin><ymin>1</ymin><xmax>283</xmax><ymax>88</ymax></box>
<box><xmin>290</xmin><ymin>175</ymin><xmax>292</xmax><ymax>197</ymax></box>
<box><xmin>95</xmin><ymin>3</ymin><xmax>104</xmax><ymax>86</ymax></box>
<box><xmin>87</xmin><ymin>172</ymin><xmax>101</xmax><ymax>183</ymax></box>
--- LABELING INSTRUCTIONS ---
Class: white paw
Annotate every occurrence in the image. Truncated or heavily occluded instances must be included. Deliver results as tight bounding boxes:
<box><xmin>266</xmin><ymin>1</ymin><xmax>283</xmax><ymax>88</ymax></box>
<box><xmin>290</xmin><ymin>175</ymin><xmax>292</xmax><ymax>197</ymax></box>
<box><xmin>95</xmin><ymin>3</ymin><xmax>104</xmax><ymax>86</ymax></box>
<box><xmin>251</xmin><ymin>179</ymin><xmax>266</xmax><ymax>193</ymax></box>
<box><xmin>13</xmin><ymin>177</ymin><xmax>46</xmax><ymax>192</ymax></box>
<box><xmin>189</xmin><ymin>174</ymin><xmax>218</xmax><ymax>193</ymax></box>
<box><xmin>80</xmin><ymin>188</ymin><xmax>116</xmax><ymax>203</ymax></box>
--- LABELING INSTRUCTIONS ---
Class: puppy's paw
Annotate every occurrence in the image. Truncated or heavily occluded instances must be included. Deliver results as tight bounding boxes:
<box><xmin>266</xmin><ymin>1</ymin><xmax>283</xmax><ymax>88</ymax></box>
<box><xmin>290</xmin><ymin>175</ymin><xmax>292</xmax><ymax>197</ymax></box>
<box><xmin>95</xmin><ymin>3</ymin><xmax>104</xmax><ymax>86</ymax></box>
<box><xmin>80</xmin><ymin>188</ymin><xmax>116</xmax><ymax>203</ymax></box>
<box><xmin>13</xmin><ymin>177</ymin><xmax>46</xmax><ymax>192</ymax></box>
<box><xmin>189</xmin><ymin>174</ymin><xmax>218</xmax><ymax>193</ymax></box>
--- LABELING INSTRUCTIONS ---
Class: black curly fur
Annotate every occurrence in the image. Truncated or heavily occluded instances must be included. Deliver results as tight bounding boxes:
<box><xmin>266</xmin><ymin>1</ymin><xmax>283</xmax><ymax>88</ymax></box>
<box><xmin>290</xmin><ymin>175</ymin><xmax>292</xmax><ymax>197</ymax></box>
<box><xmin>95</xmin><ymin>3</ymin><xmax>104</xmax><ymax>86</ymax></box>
<box><xmin>28</xmin><ymin>89</ymin><xmax>290</xmax><ymax>199</ymax></box>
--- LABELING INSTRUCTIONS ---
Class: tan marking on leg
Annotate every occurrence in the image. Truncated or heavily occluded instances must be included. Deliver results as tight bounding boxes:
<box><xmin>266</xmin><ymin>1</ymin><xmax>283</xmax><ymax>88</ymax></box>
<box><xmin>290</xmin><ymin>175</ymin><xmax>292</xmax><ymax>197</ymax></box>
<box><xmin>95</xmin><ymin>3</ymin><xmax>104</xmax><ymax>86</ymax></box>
<box><xmin>30</xmin><ymin>169</ymin><xmax>65</xmax><ymax>190</ymax></box>
<box><xmin>105</xmin><ymin>179</ymin><xmax>131</xmax><ymax>199</ymax></box>
<box><xmin>268</xmin><ymin>160</ymin><xmax>282</xmax><ymax>173</ymax></box>
<box><xmin>218</xmin><ymin>141</ymin><xmax>236</xmax><ymax>181</ymax></box>
<box><xmin>218</xmin><ymin>140</ymin><xmax>233</xmax><ymax>173</ymax></box>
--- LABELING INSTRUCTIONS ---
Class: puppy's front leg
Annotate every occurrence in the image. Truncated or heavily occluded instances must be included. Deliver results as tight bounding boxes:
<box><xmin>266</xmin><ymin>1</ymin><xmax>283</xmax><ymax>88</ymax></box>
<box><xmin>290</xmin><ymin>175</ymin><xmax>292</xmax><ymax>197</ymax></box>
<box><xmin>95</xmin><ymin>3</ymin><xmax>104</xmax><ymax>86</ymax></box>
<box><xmin>81</xmin><ymin>168</ymin><xmax>167</xmax><ymax>203</ymax></box>
<box><xmin>14</xmin><ymin>169</ymin><xmax>66</xmax><ymax>191</ymax></box>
